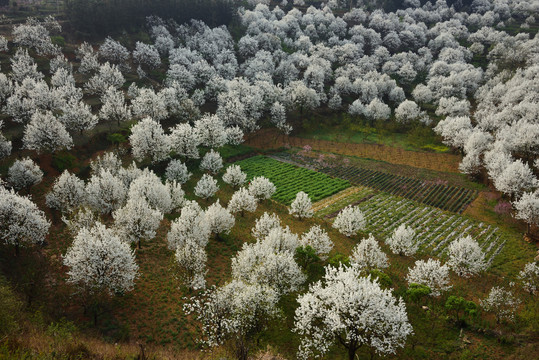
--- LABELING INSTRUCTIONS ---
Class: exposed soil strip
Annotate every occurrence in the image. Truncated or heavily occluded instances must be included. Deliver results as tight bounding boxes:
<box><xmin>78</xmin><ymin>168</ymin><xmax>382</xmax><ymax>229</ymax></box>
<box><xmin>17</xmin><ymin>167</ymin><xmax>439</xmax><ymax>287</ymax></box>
<box><xmin>324</xmin><ymin>193</ymin><xmax>377</xmax><ymax>219</ymax></box>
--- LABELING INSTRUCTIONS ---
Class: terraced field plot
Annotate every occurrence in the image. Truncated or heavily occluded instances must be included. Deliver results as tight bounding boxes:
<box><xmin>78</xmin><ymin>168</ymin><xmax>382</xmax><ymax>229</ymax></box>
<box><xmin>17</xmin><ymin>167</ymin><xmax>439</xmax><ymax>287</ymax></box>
<box><xmin>317</xmin><ymin>192</ymin><xmax>506</xmax><ymax>266</ymax></box>
<box><xmin>312</xmin><ymin>186</ymin><xmax>376</xmax><ymax>218</ymax></box>
<box><xmin>269</xmin><ymin>152</ymin><xmax>477</xmax><ymax>213</ymax></box>
<box><xmin>318</xmin><ymin>166</ymin><xmax>478</xmax><ymax>213</ymax></box>
<box><xmin>233</xmin><ymin>155</ymin><xmax>350</xmax><ymax>205</ymax></box>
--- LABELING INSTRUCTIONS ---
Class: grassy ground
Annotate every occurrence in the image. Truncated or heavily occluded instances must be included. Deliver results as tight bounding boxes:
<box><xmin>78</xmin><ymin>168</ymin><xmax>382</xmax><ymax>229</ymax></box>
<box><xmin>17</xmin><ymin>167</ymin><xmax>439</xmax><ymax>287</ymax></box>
<box><xmin>293</xmin><ymin>111</ymin><xmax>449</xmax><ymax>153</ymax></box>
<box><xmin>0</xmin><ymin>135</ymin><xmax>537</xmax><ymax>359</ymax></box>
<box><xmin>0</xmin><ymin>143</ymin><xmax>534</xmax><ymax>359</ymax></box>
<box><xmin>298</xmin><ymin>122</ymin><xmax>450</xmax><ymax>153</ymax></box>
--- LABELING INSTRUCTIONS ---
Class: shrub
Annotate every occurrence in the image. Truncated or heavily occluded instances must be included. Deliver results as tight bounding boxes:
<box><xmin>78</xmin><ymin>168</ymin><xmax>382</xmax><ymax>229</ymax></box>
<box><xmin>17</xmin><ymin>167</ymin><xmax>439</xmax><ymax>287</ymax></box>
<box><xmin>0</xmin><ymin>275</ymin><xmax>22</xmax><ymax>336</ymax></box>
<box><xmin>52</xmin><ymin>151</ymin><xmax>77</xmax><ymax>172</ymax></box>
<box><xmin>107</xmin><ymin>133</ymin><xmax>127</xmax><ymax>146</ymax></box>
<box><xmin>51</xmin><ymin>35</ymin><xmax>65</xmax><ymax>47</ymax></box>
<box><xmin>328</xmin><ymin>253</ymin><xmax>350</xmax><ymax>268</ymax></box>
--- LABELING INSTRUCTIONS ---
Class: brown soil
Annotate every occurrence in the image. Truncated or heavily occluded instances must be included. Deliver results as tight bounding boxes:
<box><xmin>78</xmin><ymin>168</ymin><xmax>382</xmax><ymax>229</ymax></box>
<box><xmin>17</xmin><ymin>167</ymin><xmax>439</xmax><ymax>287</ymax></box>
<box><xmin>246</xmin><ymin>128</ymin><xmax>462</xmax><ymax>173</ymax></box>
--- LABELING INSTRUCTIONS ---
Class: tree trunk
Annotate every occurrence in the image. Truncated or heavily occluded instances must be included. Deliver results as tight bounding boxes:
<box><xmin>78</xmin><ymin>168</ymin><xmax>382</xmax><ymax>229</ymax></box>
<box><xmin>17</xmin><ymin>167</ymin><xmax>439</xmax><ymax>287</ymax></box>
<box><xmin>138</xmin><ymin>343</ymin><xmax>147</xmax><ymax>360</ymax></box>
<box><xmin>348</xmin><ymin>346</ymin><xmax>357</xmax><ymax>360</ymax></box>
<box><xmin>138</xmin><ymin>239</ymin><xmax>142</xmax><ymax>249</ymax></box>
<box><xmin>15</xmin><ymin>243</ymin><xmax>20</xmax><ymax>257</ymax></box>
<box><xmin>235</xmin><ymin>337</ymin><xmax>249</xmax><ymax>360</ymax></box>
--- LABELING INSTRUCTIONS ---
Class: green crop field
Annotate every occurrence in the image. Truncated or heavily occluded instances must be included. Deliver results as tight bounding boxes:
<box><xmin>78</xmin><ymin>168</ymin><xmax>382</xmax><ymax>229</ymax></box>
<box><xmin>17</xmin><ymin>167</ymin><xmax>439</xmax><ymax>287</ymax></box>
<box><xmin>316</xmin><ymin>191</ymin><xmax>510</xmax><ymax>268</ymax></box>
<box><xmin>233</xmin><ymin>155</ymin><xmax>350</xmax><ymax>205</ymax></box>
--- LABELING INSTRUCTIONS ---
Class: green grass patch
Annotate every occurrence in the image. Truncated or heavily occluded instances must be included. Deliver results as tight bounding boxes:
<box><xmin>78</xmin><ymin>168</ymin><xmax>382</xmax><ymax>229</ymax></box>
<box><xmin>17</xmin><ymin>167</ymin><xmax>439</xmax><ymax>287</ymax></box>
<box><xmin>233</xmin><ymin>156</ymin><xmax>350</xmax><ymax>205</ymax></box>
<box><xmin>218</xmin><ymin>143</ymin><xmax>255</xmax><ymax>160</ymax></box>
<box><xmin>298</xmin><ymin>114</ymin><xmax>448</xmax><ymax>153</ymax></box>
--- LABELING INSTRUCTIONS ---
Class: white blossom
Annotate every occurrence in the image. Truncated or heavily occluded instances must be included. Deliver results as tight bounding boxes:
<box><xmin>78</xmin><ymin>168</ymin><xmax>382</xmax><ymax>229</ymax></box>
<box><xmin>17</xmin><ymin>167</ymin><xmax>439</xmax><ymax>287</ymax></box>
<box><xmin>127</xmin><ymin>169</ymin><xmax>173</xmax><ymax>213</ymax></box>
<box><xmin>165</xmin><ymin>159</ymin><xmax>192</xmax><ymax>184</ymax></box>
<box><xmin>131</xmin><ymin>88</ymin><xmax>168</xmax><ymax>121</ymax></box>
<box><xmin>289</xmin><ymin>191</ymin><xmax>313</xmax><ymax>219</ymax></box>
<box><xmin>62</xmin><ymin>206</ymin><xmax>97</xmax><ymax>236</ymax></box>
<box><xmin>194</xmin><ymin>174</ymin><xmax>219</xmax><ymax>200</ymax></box>
<box><xmin>300</xmin><ymin>225</ymin><xmax>334</xmax><ymax>260</ymax></box>
<box><xmin>98</xmin><ymin>37</ymin><xmax>130</xmax><ymax>70</ymax></box>
<box><xmin>99</xmin><ymin>87</ymin><xmax>131</xmax><ymax>125</ymax></box>
<box><xmin>231</xmin><ymin>236</ymin><xmax>305</xmax><ymax>296</ymax></box>
<box><xmin>85</xmin><ymin>62</ymin><xmax>125</xmax><ymax>95</ymax></box>
<box><xmin>46</xmin><ymin>171</ymin><xmax>86</xmax><ymax>213</ymax></box>
<box><xmin>59</xmin><ymin>98</ymin><xmax>98</xmax><ymax>134</ymax></box>
<box><xmin>133</xmin><ymin>42</ymin><xmax>161</xmax><ymax>69</ymax></box>
<box><xmin>263</xmin><ymin>226</ymin><xmax>301</xmax><ymax>254</ymax></box>
<box><xmin>395</xmin><ymin>100</ymin><xmax>426</xmax><ymax>124</ymax></box>
<box><xmin>252</xmin><ymin>212</ymin><xmax>281</xmax><ymax>241</ymax></box>
<box><xmin>22</xmin><ymin>112</ymin><xmax>73</xmax><ymax>153</ymax></box>
<box><xmin>350</xmin><ymin>234</ymin><xmax>389</xmax><ymax>271</ymax></box>
<box><xmin>0</xmin><ymin>186</ymin><xmax>50</xmax><ymax>250</ymax></box>
<box><xmin>226</xmin><ymin>126</ymin><xmax>245</xmax><ymax>145</ymax></box>
<box><xmin>85</xmin><ymin>169</ymin><xmax>127</xmax><ymax>214</ymax></box>
<box><xmin>204</xmin><ymin>200</ymin><xmax>235</xmax><ymax>237</ymax></box>
<box><xmin>0</xmin><ymin>121</ymin><xmax>11</xmax><ymax>159</ymax></box>
<box><xmin>12</xmin><ymin>17</ymin><xmax>60</xmax><ymax>56</ymax></box>
<box><xmin>332</xmin><ymin>205</ymin><xmax>366</xmax><ymax>237</ymax></box>
<box><xmin>129</xmin><ymin>117</ymin><xmax>170</xmax><ymax>163</ymax></box>
<box><xmin>167</xmin><ymin>200</ymin><xmax>210</xmax><ymax>249</ymax></box>
<box><xmin>228</xmin><ymin>187</ymin><xmax>258</xmax><ymax>216</ymax></box>
<box><xmin>480</xmin><ymin>286</ymin><xmax>520</xmax><ymax>323</ymax></box>
<box><xmin>184</xmin><ymin>280</ymin><xmax>278</xmax><ymax>349</ymax></box>
<box><xmin>194</xmin><ymin>114</ymin><xmax>228</xmax><ymax>149</ymax></box>
<box><xmin>386</xmin><ymin>224</ymin><xmax>419</xmax><ymax>256</ymax></box>
<box><xmin>284</xmin><ymin>80</ymin><xmax>320</xmax><ymax>115</ymax></box>
<box><xmin>63</xmin><ymin>223</ymin><xmax>139</xmax><ymax>295</ymax></box>
<box><xmin>90</xmin><ymin>151</ymin><xmax>122</xmax><ymax>176</ymax></box>
<box><xmin>365</xmin><ymin>98</ymin><xmax>391</xmax><ymax>121</ymax></box>
<box><xmin>7</xmin><ymin>157</ymin><xmax>43</xmax><ymax>190</ymax></box>
<box><xmin>494</xmin><ymin>160</ymin><xmax>538</xmax><ymax>199</ymax></box>
<box><xmin>76</xmin><ymin>42</ymin><xmax>99</xmax><ymax>74</ymax></box>
<box><xmin>294</xmin><ymin>266</ymin><xmax>412</xmax><ymax>360</ymax></box>
<box><xmin>518</xmin><ymin>262</ymin><xmax>539</xmax><ymax>295</ymax></box>
<box><xmin>169</xmin><ymin>123</ymin><xmax>201</xmax><ymax>159</ymax></box>
<box><xmin>113</xmin><ymin>197</ymin><xmax>163</xmax><ymax>248</ymax></box>
<box><xmin>50</xmin><ymin>54</ymin><xmax>71</xmax><ymax>75</ymax></box>
<box><xmin>200</xmin><ymin>149</ymin><xmax>223</xmax><ymax>174</ymax></box>
<box><xmin>175</xmin><ymin>240</ymin><xmax>207</xmax><ymax>290</ymax></box>
<box><xmin>406</xmin><ymin>258</ymin><xmax>452</xmax><ymax>297</ymax></box>
<box><xmin>248</xmin><ymin>176</ymin><xmax>276</xmax><ymax>201</ymax></box>
<box><xmin>222</xmin><ymin>164</ymin><xmax>247</xmax><ymax>188</ymax></box>
<box><xmin>447</xmin><ymin>235</ymin><xmax>487</xmax><ymax>277</ymax></box>
<box><xmin>10</xmin><ymin>48</ymin><xmax>44</xmax><ymax>83</ymax></box>
<box><xmin>166</xmin><ymin>179</ymin><xmax>186</xmax><ymax>212</ymax></box>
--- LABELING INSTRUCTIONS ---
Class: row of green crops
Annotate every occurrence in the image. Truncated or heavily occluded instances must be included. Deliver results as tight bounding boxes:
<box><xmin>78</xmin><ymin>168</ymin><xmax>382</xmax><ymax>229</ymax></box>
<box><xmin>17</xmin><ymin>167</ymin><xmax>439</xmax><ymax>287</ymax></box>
<box><xmin>317</xmin><ymin>191</ymin><xmax>507</xmax><ymax>267</ymax></box>
<box><xmin>233</xmin><ymin>156</ymin><xmax>350</xmax><ymax>205</ymax></box>
<box><xmin>312</xmin><ymin>165</ymin><xmax>477</xmax><ymax>213</ymax></box>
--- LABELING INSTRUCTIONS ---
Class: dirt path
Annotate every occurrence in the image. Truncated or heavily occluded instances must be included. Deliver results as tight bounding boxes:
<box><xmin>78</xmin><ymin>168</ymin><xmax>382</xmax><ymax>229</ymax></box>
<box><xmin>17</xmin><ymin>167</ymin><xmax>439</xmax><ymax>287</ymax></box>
<box><xmin>246</xmin><ymin>129</ymin><xmax>462</xmax><ymax>173</ymax></box>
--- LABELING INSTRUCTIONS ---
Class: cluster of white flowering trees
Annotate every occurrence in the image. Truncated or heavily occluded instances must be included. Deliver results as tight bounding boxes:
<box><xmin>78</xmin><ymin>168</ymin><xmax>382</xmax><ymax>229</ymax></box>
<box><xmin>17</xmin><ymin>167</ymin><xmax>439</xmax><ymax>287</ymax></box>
<box><xmin>2</xmin><ymin>0</ymin><xmax>531</xmax><ymax>167</ymax></box>
<box><xmin>1</xmin><ymin>4</ymin><xmax>537</xmax><ymax>246</ymax></box>
<box><xmin>0</xmin><ymin>183</ymin><xmax>50</xmax><ymax>255</ymax></box>
<box><xmin>294</xmin><ymin>265</ymin><xmax>412</xmax><ymax>360</ymax></box>
<box><xmin>32</xmin><ymin>151</ymin><xmax>194</xmax><ymax>319</ymax></box>
<box><xmin>1</xmin><ymin>1</ymin><xmax>538</xmax><ymax>357</ymax></box>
